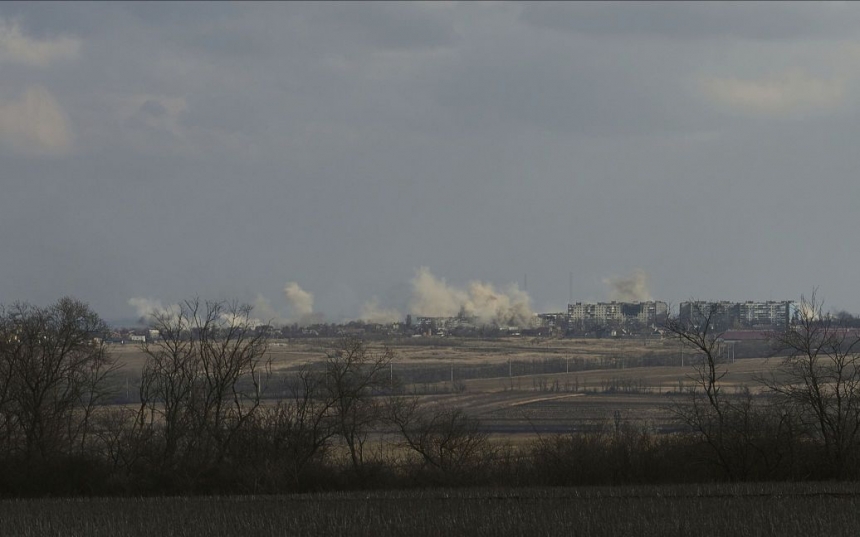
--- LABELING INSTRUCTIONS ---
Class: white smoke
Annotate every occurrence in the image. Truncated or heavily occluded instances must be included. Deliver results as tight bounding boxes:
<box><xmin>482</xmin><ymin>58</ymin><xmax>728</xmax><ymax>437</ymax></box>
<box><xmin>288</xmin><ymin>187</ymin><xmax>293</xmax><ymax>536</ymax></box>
<box><xmin>284</xmin><ymin>282</ymin><xmax>313</xmax><ymax>316</ymax></box>
<box><xmin>284</xmin><ymin>281</ymin><xmax>322</xmax><ymax>325</ymax></box>
<box><xmin>217</xmin><ymin>311</ymin><xmax>264</xmax><ymax>329</ymax></box>
<box><xmin>409</xmin><ymin>267</ymin><xmax>468</xmax><ymax>318</ymax></box>
<box><xmin>127</xmin><ymin>297</ymin><xmax>182</xmax><ymax>325</ymax></box>
<box><xmin>128</xmin><ymin>283</ymin><xmax>319</xmax><ymax>330</ymax></box>
<box><xmin>604</xmin><ymin>269</ymin><xmax>652</xmax><ymax>302</ymax></box>
<box><xmin>253</xmin><ymin>293</ymin><xmax>286</xmax><ymax>326</ymax></box>
<box><xmin>128</xmin><ymin>297</ymin><xmax>267</xmax><ymax>329</ymax></box>
<box><xmin>359</xmin><ymin>297</ymin><xmax>402</xmax><ymax>324</ymax></box>
<box><xmin>408</xmin><ymin>267</ymin><xmax>535</xmax><ymax>327</ymax></box>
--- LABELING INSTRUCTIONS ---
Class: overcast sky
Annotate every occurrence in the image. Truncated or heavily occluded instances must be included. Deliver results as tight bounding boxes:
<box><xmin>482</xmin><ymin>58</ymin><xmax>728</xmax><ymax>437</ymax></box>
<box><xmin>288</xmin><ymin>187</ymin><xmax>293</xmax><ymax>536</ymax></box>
<box><xmin>2</xmin><ymin>2</ymin><xmax>860</xmax><ymax>323</ymax></box>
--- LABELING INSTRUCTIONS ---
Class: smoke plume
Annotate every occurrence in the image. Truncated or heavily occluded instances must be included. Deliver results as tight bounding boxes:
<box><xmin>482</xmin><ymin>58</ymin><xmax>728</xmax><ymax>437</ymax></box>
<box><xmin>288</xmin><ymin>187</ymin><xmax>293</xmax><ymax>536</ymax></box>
<box><xmin>603</xmin><ymin>269</ymin><xmax>652</xmax><ymax>302</ymax></box>
<box><xmin>128</xmin><ymin>297</ymin><xmax>181</xmax><ymax>325</ymax></box>
<box><xmin>408</xmin><ymin>267</ymin><xmax>535</xmax><ymax>327</ymax></box>
<box><xmin>128</xmin><ymin>296</ymin><xmax>267</xmax><ymax>329</ymax></box>
<box><xmin>359</xmin><ymin>297</ymin><xmax>402</xmax><ymax>324</ymax></box>
<box><xmin>217</xmin><ymin>310</ymin><xmax>265</xmax><ymax>330</ymax></box>
<box><xmin>284</xmin><ymin>281</ymin><xmax>322</xmax><ymax>325</ymax></box>
<box><xmin>253</xmin><ymin>293</ymin><xmax>286</xmax><ymax>325</ymax></box>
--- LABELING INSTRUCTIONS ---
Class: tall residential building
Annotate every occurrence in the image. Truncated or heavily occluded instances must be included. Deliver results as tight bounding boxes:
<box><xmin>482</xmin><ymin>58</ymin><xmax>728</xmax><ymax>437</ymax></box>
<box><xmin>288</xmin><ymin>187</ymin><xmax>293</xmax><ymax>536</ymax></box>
<box><xmin>738</xmin><ymin>301</ymin><xmax>794</xmax><ymax>328</ymax></box>
<box><xmin>568</xmin><ymin>301</ymin><xmax>668</xmax><ymax>328</ymax></box>
<box><xmin>679</xmin><ymin>300</ymin><xmax>794</xmax><ymax>330</ymax></box>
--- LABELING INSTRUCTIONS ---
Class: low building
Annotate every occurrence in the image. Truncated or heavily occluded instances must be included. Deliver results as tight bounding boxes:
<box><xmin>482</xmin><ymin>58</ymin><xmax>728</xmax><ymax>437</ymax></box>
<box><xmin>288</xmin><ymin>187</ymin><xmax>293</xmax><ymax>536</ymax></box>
<box><xmin>537</xmin><ymin>312</ymin><xmax>568</xmax><ymax>330</ymax></box>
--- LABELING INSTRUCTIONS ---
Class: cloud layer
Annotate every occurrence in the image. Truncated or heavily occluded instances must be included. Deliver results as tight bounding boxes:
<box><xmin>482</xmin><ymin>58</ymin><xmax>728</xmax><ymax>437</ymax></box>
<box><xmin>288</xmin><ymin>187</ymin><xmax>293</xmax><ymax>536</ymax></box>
<box><xmin>702</xmin><ymin>69</ymin><xmax>845</xmax><ymax>115</ymax></box>
<box><xmin>0</xmin><ymin>86</ymin><xmax>71</xmax><ymax>154</ymax></box>
<box><xmin>5</xmin><ymin>3</ymin><xmax>860</xmax><ymax>320</ymax></box>
<box><xmin>0</xmin><ymin>17</ymin><xmax>80</xmax><ymax>66</ymax></box>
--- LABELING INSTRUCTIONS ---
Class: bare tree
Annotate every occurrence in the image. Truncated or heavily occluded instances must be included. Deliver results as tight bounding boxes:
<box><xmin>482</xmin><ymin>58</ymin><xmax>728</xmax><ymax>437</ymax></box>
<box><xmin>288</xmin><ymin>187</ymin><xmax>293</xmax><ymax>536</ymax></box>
<box><xmin>388</xmin><ymin>396</ymin><xmax>489</xmax><ymax>479</ymax></box>
<box><xmin>664</xmin><ymin>301</ymin><xmax>791</xmax><ymax>480</ymax></box>
<box><xmin>251</xmin><ymin>366</ymin><xmax>338</xmax><ymax>489</ymax></box>
<box><xmin>135</xmin><ymin>299</ymin><xmax>270</xmax><ymax>476</ymax></box>
<box><xmin>664</xmin><ymin>302</ymin><xmax>729</xmax><ymax>464</ymax></box>
<box><xmin>136</xmin><ymin>303</ymin><xmax>198</xmax><ymax>465</ymax></box>
<box><xmin>322</xmin><ymin>336</ymin><xmax>393</xmax><ymax>474</ymax></box>
<box><xmin>0</xmin><ymin>321</ymin><xmax>17</xmax><ymax>455</ymax></box>
<box><xmin>0</xmin><ymin>298</ymin><xmax>116</xmax><ymax>463</ymax></box>
<box><xmin>763</xmin><ymin>291</ymin><xmax>860</xmax><ymax>477</ymax></box>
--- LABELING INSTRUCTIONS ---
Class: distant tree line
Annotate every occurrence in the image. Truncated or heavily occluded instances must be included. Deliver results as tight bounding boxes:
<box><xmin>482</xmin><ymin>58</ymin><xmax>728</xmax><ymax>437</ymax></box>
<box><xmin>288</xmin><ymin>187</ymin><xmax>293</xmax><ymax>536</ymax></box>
<box><xmin>2</xmin><ymin>294</ymin><xmax>860</xmax><ymax>496</ymax></box>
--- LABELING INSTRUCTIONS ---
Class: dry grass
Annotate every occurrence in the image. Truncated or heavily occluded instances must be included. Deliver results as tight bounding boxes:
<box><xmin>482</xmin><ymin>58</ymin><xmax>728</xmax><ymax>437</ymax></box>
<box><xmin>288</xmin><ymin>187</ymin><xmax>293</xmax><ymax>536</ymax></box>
<box><xmin>108</xmin><ymin>337</ymin><xmax>783</xmax><ymax>440</ymax></box>
<box><xmin>111</xmin><ymin>337</ymin><xmax>688</xmax><ymax>373</ymax></box>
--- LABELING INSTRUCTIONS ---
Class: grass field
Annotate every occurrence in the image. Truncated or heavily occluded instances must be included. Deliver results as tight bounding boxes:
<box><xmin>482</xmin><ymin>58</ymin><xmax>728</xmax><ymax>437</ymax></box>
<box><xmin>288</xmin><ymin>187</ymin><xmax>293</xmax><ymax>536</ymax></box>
<box><xmin>3</xmin><ymin>483</ymin><xmax>860</xmax><ymax>536</ymax></box>
<box><xmin>108</xmin><ymin>336</ymin><xmax>779</xmax><ymax>438</ymax></box>
<box><xmin>109</xmin><ymin>336</ymin><xmax>692</xmax><ymax>373</ymax></box>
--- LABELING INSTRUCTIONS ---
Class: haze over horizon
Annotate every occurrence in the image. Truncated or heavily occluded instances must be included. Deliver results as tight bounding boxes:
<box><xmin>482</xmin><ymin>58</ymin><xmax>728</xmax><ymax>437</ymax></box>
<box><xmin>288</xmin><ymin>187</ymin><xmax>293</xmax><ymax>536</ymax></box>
<box><xmin>1</xmin><ymin>2</ymin><xmax>858</xmax><ymax>322</ymax></box>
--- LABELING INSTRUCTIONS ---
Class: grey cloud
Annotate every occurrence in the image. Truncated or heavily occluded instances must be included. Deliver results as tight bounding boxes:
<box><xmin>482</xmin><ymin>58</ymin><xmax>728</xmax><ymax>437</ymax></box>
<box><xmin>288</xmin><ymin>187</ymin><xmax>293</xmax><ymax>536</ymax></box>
<box><xmin>297</xmin><ymin>2</ymin><xmax>458</xmax><ymax>52</ymax></box>
<box><xmin>0</xmin><ymin>86</ymin><xmax>72</xmax><ymax>155</ymax></box>
<box><xmin>119</xmin><ymin>3</ymin><xmax>458</xmax><ymax>65</ymax></box>
<box><xmin>177</xmin><ymin>90</ymin><xmax>274</xmax><ymax>136</ymax></box>
<box><xmin>139</xmin><ymin>99</ymin><xmax>167</xmax><ymax>118</ymax></box>
<box><xmin>120</xmin><ymin>2</ymin><xmax>247</xmax><ymax>28</ymax></box>
<box><xmin>0</xmin><ymin>2</ymin><xmax>108</xmax><ymax>38</ymax></box>
<box><xmin>520</xmin><ymin>2</ymin><xmax>860</xmax><ymax>41</ymax></box>
<box><xmin>178</xmin><ymin>30</ymin><xmax>263</xmax><ymax>58</ymax></box>
<box><xmin>0</xmin><ymin>17</ymin><xmax>80</xmax><ymax>67</ymax></box>
<box><xmin>428</xmin><ymin>38</ymin><xmax>705</xmax><ymax>137</ymax></box>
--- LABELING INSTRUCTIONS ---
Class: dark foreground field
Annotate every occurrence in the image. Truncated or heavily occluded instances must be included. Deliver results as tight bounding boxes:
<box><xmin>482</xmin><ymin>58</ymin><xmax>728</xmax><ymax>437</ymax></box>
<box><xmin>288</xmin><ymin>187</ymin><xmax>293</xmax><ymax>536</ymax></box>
<box><xmin>4</xmin><ymin>483</ymin><xmax>860</xmax><ymax>537</ymax></box>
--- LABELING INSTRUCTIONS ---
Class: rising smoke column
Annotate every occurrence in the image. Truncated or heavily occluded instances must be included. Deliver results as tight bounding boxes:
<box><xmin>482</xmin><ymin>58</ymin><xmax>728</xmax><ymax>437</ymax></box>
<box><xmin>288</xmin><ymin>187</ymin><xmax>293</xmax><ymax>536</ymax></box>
<box><xmin>127</xmin><ymin>297</ymin><xmax>182</xmax><ymax>325</ymax></box>
<box><xmin>466</xmin><ymin>280</ymin><xmax>534</xmax><ymax>327</ymax></box>
<box><xmin>253</xmin><ymin>293</ymin><xmax>286</xmax><ymax>326</ymax></box>
<box><xmin>359</xmin><ymin>297</ymin><xmax>402</xmax><ymax>324</ymax></box>
<box><xmin>603</xmin><ymin>269</ymin><xmax>652</xmax><ymax>302</ymax></box>
<box><xmin>283</xmin><ymin>281</ymin><xmax>322</xmax><ymax>325</ymax></box>
<box><xmin>408</xmin><ymin>267</ymin><xmax>535</xmax><ymax>327</ymax></box>
<box><xmin>408</xmin><ymin>267</ymin><xmax>468</xmax><ymax>318</ymax></box>
<box><xmin>284</xmin><ymin>282</ymin><xmax>313</xmax><ymax>317</ymax></box>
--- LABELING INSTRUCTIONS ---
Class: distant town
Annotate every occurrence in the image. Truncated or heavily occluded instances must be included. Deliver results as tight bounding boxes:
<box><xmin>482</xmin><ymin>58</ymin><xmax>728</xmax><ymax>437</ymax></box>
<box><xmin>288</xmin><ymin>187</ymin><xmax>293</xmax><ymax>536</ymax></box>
<box><xmin>102</xmin><ymin>299</ymin><xmax>839</xmax><ymax>344</ymax></box>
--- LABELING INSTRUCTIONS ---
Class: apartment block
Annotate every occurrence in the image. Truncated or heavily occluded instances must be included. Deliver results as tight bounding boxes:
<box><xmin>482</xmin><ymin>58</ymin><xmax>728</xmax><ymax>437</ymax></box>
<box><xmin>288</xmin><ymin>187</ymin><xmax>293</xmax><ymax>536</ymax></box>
<box><xmin>567</xmin><ymin>301</ymin><xmax>668</xmax><ymax>327</ymax></box>
<box><xmin>679</xmin><ymin>300</ymin><xmax>794</xmax><ymax>330</ymax></box>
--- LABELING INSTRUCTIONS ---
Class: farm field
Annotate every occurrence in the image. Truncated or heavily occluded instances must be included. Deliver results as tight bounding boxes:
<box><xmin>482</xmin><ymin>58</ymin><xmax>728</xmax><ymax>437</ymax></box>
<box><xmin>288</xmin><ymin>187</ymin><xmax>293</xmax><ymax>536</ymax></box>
<box><xmin>3</xmin><ymin>483</ymin><xmax>860</xmax><ymax>537</ymax></box>
<box><xmin>109</xmin><ymin>336</ymin><xmax>778</xmax><ymax>437</ymax></box>
<box><xmin>108</xmin><ymin>336</ymin><xmax>687</xmax><ymax>372</ymax></box>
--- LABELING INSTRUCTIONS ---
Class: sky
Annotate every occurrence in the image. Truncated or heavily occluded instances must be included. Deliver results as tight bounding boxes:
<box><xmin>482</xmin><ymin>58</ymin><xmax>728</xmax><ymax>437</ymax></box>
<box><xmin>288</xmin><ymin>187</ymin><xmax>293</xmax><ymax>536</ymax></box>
<box><xmin>2</xmin><ymin>1</ymin><xmax>860</xmax><ymax>324</ymax></box>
